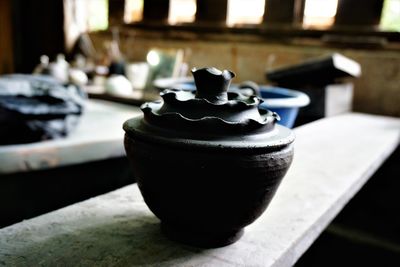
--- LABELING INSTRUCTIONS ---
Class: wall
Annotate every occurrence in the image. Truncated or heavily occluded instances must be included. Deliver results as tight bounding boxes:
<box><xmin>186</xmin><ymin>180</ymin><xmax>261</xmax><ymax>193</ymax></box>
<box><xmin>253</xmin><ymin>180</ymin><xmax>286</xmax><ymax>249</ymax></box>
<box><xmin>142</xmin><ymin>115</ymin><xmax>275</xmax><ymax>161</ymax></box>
<box><xmin>90</xmin><ymin>31</ymin><xmax>400</xmax><ymax>117</ymax></box>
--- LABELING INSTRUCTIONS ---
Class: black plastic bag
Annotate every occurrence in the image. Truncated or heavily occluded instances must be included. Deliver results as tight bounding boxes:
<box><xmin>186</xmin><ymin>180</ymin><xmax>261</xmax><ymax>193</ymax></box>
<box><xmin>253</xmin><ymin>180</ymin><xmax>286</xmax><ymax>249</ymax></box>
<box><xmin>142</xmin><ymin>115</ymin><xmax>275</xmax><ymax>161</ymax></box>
<box><xmin>0</xmin><ymin>74</ymin><xmax>86</xmax><ymax>145</ymax></box>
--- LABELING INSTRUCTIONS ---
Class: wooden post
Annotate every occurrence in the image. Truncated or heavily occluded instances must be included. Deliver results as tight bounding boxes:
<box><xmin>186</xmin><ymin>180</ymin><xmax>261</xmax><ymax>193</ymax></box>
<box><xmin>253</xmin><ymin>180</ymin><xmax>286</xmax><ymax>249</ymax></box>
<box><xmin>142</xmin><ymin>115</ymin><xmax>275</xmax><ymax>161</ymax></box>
<box><xmin>195</xmin><ymin>0</ymin><xmax>228</xmax><ymax>25</ymax></box>
<box><xmin>108</xmin><ymin>0</ymin><xmax>125</xmax><ymax>26</ymax></box>
<box><xmin>263</xmin><ymin>0</ymin><xmax>304</xmax><ymax>25</ymax></box>
<box><xmin>0</xmin><ymin>0</ymin><xmax>14</xmax><ymax>74</ymax></box>
<box><xmin>293</xmin><ymin>0</ymin><xmax>306</xmax><ymax>25</ymax></box>
<box><xmin>334</xmin><ymin>0</ymin><xmax>384</xmax><ymax>28</ymax></box>
<box><xmin>143</xmin><ymin>0</ymin><xmax>170</xmax><ymax>23</ymax></box>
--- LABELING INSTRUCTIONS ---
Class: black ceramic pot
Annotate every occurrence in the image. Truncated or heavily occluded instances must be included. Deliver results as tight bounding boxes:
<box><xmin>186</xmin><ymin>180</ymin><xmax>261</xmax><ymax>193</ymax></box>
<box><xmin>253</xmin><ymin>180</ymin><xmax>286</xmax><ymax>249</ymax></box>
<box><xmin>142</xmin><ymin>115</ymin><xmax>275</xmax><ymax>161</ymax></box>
<box><xmin>123</xmin><ymin>67</ymin><xmax>294</xmax><ymax>248</ymax></box>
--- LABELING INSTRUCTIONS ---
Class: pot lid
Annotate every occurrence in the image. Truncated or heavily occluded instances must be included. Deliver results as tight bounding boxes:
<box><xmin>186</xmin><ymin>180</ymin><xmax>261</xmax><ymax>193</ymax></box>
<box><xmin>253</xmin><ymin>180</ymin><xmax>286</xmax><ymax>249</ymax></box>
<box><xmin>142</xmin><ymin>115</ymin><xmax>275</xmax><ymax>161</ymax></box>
<box><xmin>123</xmin><ymin>67</ymin><xmax>294</xmax><ymax>150</ymax></box>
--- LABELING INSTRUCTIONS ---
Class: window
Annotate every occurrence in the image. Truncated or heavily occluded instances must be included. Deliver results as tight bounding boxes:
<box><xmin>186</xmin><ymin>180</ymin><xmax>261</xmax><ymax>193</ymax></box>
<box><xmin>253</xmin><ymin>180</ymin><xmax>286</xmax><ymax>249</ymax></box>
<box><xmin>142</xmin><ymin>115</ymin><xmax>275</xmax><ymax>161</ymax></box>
<box><xmin>227</xmin><ymin>0</ymin><xmax>265</xmax><ymax>26</ymax></box>
<box><xmin>64</xmin><ymin>0</ymin><xmax>108</xmax><ymax>51</ymax></box>
<box><xmin>87</xmin><ymin>0</ymin><xmax>109</xmax><ymax>31</ymax></box>
<box><xmin>168</xmin><ymin>0</ymin><xmax>197</xmax><ymax>25</ymax></box>
<box><xmin>303</xmin><ymin>0</ymin><xmax>338</xmax><ymax>29</ymax></box>
<box><xmin>381</xmin><ymin>0</ymin><xmax>400</xmax><ymax>31</ymax></box>
<box><xmin>124</xmin><ymin>0</ymin><xmax>143</xmax><ymax>23</ymax></box>
<box><xmin>102</xmin><ymin>0</ymin><xmax>400</xmax><ymax>44</ymax></box>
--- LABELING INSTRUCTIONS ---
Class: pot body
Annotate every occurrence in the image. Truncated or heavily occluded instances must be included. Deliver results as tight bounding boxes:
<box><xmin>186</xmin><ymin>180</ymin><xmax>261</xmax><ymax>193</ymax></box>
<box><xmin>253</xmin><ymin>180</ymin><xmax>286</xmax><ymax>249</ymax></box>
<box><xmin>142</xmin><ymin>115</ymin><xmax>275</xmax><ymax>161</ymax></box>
<box><xmin>124</xmin><ymin>131</ymin><xmax>294</xmax><ymax>248</ymax></box>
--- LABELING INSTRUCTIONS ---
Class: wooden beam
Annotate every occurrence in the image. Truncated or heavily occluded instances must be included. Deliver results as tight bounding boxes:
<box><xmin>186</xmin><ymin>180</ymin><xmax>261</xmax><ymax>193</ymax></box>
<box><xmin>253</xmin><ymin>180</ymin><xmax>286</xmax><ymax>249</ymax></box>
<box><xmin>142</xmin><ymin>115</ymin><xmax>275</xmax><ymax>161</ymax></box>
<box><xmin>0</xmin><ymin>0</ymin><xmax>14</xmax><ymax>74</ymax></box>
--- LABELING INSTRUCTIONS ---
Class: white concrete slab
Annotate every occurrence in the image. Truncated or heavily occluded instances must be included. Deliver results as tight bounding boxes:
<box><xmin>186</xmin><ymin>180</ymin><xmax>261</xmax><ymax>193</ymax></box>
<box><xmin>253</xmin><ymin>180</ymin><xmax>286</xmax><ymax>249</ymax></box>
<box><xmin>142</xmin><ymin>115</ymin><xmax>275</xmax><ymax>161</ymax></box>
<box><xmin>0</xmin><ymin>99</ymin><xmax>141</xmax><ymax>174</ymax></box>
<box><xmin>0</xmin><ymin>113</ymin><xmax>399</xmax><ymax>266</ymax></box>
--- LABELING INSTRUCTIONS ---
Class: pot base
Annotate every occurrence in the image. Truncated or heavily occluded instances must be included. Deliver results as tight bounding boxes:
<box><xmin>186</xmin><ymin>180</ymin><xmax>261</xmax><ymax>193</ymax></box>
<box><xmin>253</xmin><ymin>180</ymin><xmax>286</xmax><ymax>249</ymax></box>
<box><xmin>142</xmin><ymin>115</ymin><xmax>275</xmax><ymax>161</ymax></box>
<box><xmin>161</xmin><ymin>223</ymin><xmax>244</xmax><ymax>248</ymax></box>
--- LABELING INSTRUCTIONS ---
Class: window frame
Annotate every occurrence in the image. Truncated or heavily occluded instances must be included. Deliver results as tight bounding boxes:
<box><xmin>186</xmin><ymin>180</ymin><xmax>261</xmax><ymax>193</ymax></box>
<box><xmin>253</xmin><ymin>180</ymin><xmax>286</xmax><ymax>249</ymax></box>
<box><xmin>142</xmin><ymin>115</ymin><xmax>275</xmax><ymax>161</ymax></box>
<box><xmin>107</xmin><ymin>0</ymin><xmax>400</xmax><ymax>46</ymax></box>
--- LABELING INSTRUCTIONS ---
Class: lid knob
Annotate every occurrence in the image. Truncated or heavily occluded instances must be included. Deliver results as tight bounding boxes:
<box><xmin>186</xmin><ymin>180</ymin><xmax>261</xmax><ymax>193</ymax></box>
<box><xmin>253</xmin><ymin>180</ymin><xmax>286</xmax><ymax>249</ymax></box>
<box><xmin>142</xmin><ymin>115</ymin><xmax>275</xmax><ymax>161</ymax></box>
<box><xmin>192</xmin><ymin>67</ymin><xmax>235</xmax><ymax>104</ymax></box>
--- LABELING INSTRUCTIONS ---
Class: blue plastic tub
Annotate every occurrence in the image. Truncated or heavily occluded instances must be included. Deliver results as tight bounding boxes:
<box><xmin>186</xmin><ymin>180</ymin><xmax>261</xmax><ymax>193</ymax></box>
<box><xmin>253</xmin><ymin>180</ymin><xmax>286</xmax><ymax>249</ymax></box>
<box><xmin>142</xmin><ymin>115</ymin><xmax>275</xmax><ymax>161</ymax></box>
<box><xmin>154</xmin><ymin>78</ymin><xmax>309</xmax><ymax>128</ymax></box>
<box><xmin>257</xmin><ymin>86</ymin><xmax>309</xmax><ymax>128</ymax></box>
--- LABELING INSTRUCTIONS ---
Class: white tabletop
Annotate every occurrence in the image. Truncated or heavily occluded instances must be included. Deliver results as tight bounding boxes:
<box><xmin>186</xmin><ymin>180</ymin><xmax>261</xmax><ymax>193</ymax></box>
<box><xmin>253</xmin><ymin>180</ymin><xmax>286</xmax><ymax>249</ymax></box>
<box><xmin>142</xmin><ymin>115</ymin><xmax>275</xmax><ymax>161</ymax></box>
<box><xmin>0</xmin><ymin>99</ymin><xmax>141</xmax><ymax>174</ymax></box>
<box><xmin>0</xmin><ymin>113</ymin><xmax>399</xmax><ymax>266</ymax></box>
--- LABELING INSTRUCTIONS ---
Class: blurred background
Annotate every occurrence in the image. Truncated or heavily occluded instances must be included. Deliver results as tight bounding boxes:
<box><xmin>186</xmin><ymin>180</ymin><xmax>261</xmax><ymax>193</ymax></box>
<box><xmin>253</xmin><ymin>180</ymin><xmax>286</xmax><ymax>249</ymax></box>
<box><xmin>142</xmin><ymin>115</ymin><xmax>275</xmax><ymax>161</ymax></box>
<box><xmin>0</xmin><ymin>0</ymin><xmax>399</xmax><ymax>266</ymax></box>
<box><xmin>1</xmin><ymin>0</ymin><xmax>400</xmax><ymax>117</ymax></box>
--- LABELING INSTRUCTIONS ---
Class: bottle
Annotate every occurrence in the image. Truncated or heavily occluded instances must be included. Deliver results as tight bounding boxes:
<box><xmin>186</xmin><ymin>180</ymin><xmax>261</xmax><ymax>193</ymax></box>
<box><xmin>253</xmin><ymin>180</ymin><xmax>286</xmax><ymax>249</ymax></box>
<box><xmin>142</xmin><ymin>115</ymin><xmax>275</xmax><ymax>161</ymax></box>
<box><xmin>33</xmin><ymin>55</ymin><xmax>50</xmax><ymax>75</ymax></box>
<box><xmin>50</xmin><ymin>54</ymin><xmax>70</xmax><ymax>83</ymax></box>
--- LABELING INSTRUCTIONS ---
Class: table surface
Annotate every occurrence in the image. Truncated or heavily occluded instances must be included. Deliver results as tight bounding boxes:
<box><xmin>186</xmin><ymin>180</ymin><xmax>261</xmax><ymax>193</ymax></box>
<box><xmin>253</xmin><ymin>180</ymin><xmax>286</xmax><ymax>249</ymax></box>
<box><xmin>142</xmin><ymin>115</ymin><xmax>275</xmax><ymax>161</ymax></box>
<box><xmin>0</xmin><ymin>99</ymin><xmax>141</xmax><ymax>174</ymax></box>
<box><xmin>0</xmin><ymin>113</ymin><xmax>399</xmax><ymax>267</ymax></box>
